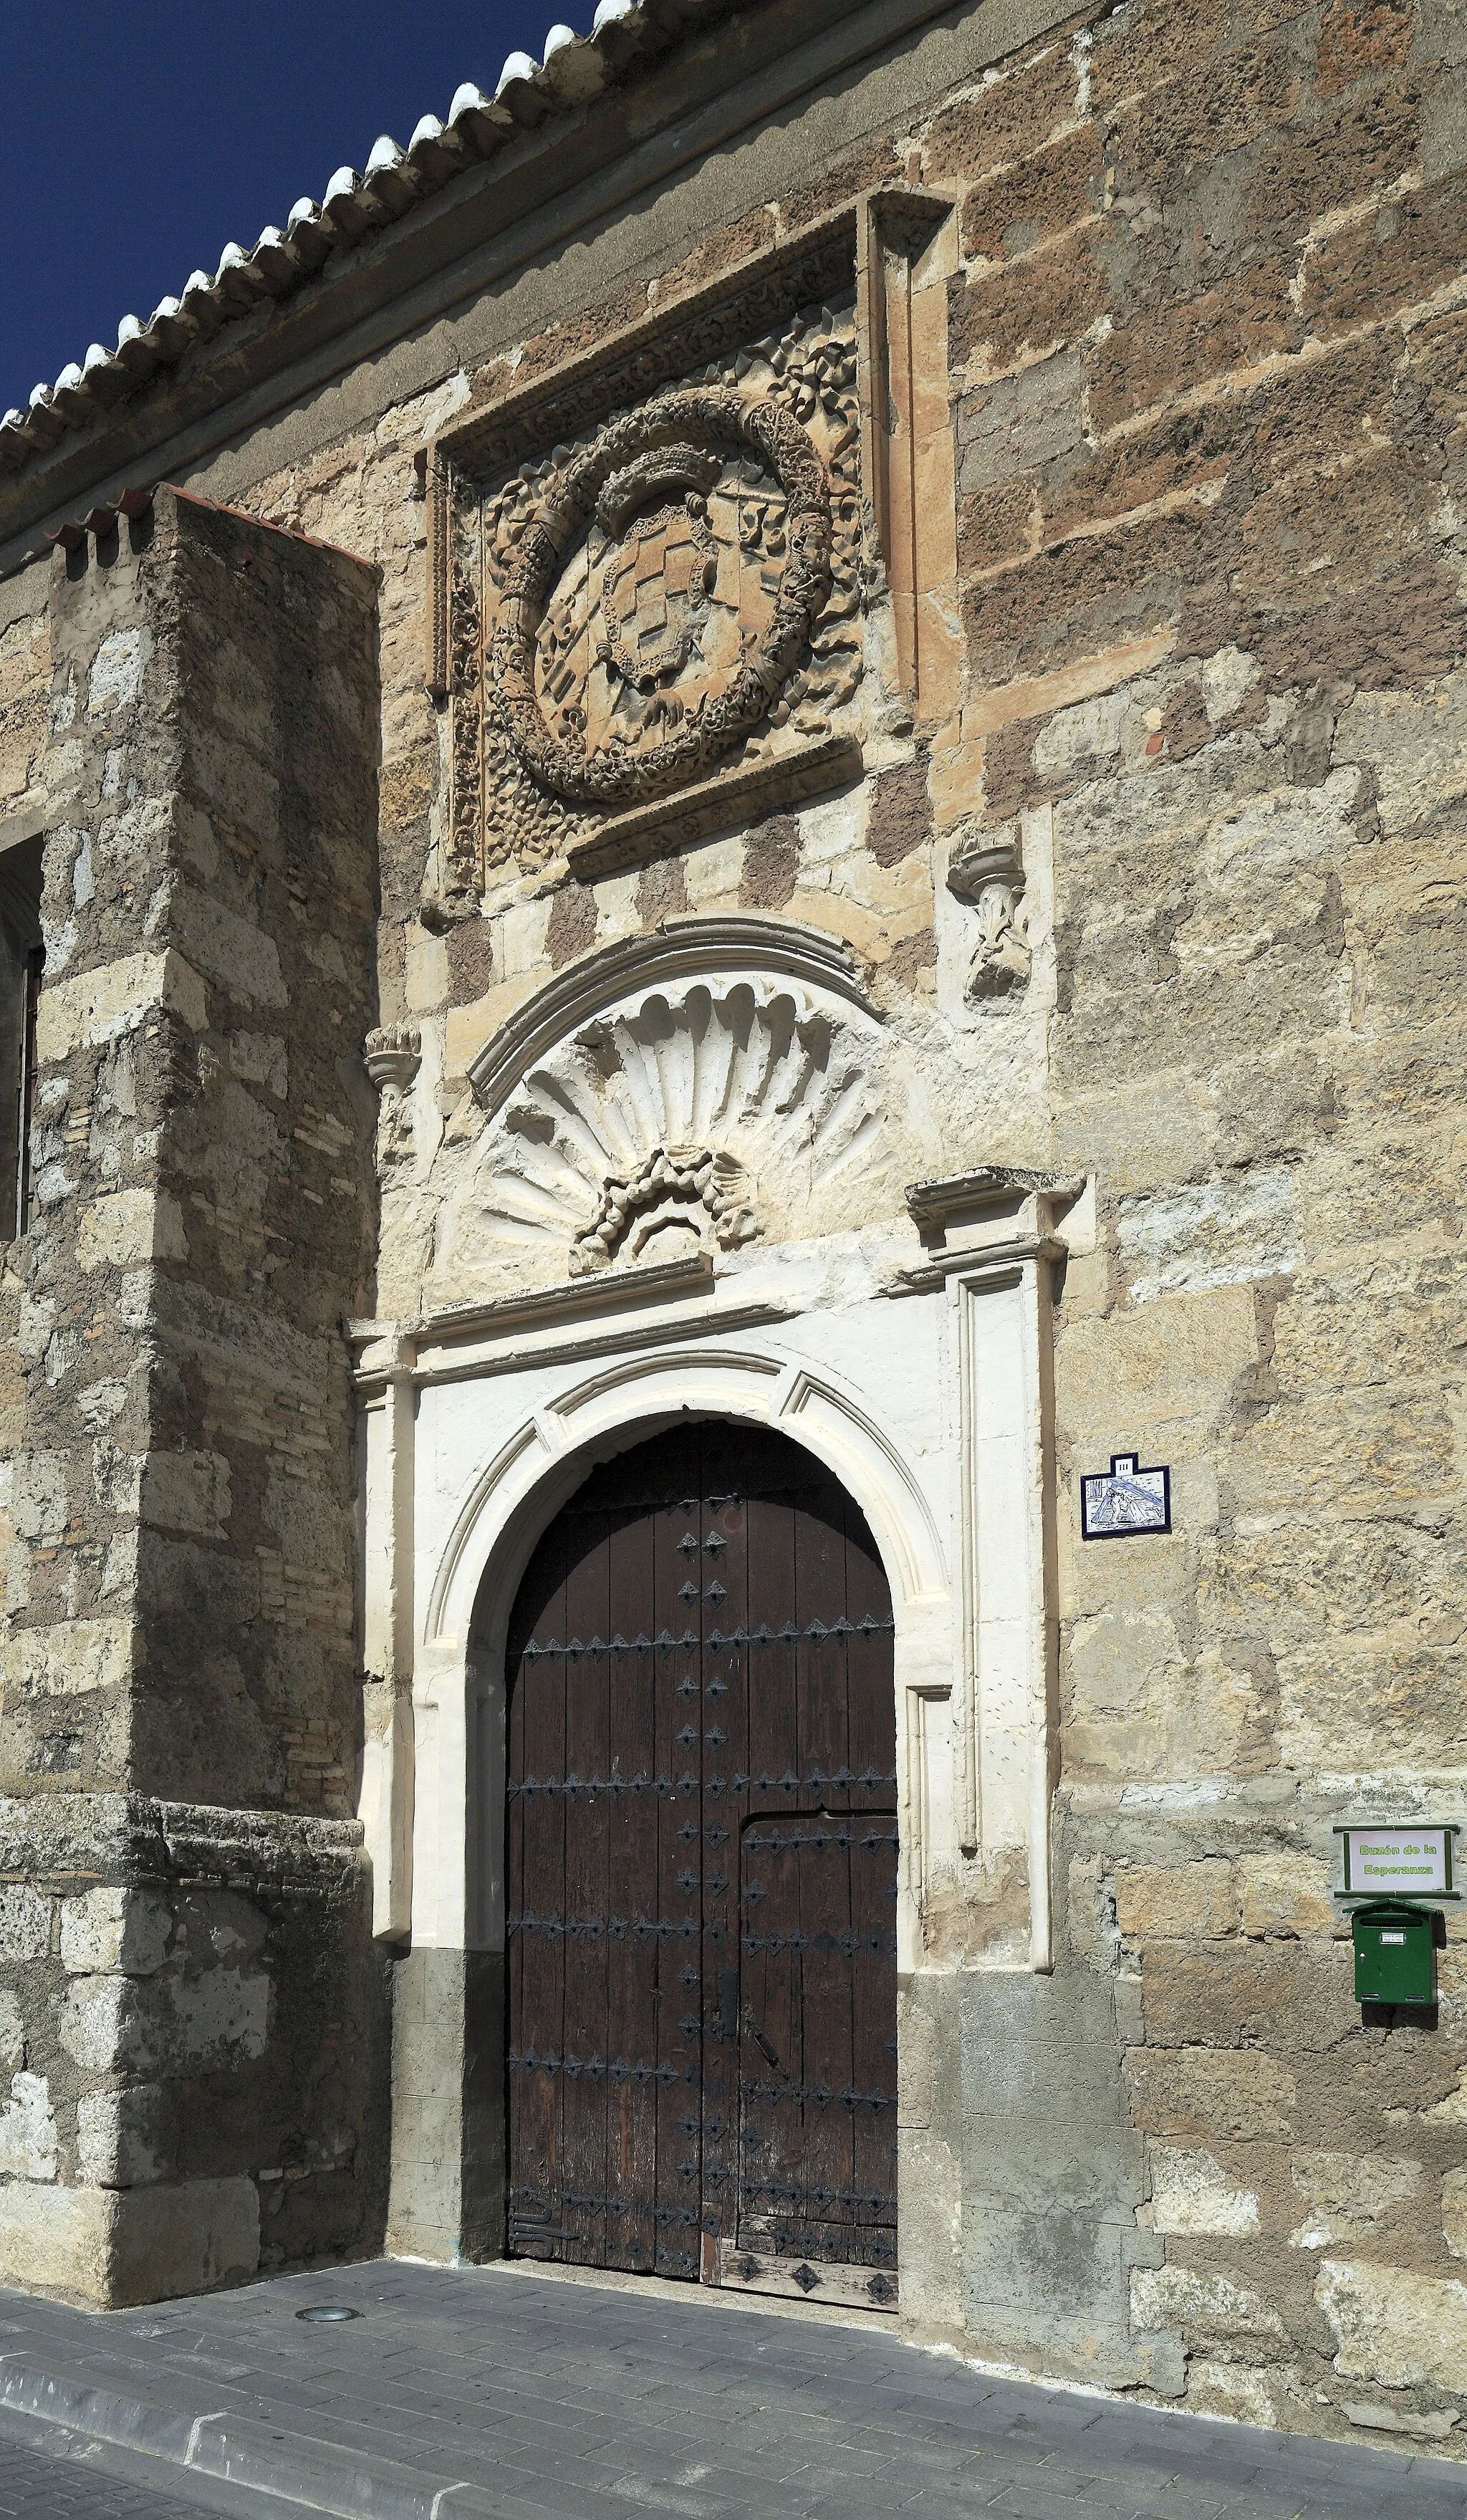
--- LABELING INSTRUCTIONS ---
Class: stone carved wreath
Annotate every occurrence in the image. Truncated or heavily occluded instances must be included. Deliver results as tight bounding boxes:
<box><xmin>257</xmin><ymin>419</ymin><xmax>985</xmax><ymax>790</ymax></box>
<box><xmin>488</xmin><ymin>390</ymin><xmax>833</xmax><ymax>812</ymax></box>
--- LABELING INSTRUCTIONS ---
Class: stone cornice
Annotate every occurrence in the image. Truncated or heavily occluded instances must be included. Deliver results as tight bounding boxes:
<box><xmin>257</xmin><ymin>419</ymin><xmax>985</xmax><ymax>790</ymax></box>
<box><xmin>905</xmin><ymin>1167</ymin><xmax>1079</xmax><ymax>1236</ymax></box>
<box><xmin>347</xmin><ymin>1250</ymin><xmax>714</xmax><ymax>1362</ymax></box>
<box><xmin>348</xmin><ymin>1255</ymin><xmax>804</xmax><ymax>1395</ymax></box>
<box><xmin>893</xmin><ymin>1166</ymin><xmax>1089</xmax><ymax>1287</ymax></box>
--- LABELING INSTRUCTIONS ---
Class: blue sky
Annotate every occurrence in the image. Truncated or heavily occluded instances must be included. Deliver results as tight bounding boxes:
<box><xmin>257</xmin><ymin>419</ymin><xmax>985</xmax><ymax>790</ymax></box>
<box><xmin>2</xmin><ymin>2</ymin><xmax>561</xmax><ymax>418</ymax></box>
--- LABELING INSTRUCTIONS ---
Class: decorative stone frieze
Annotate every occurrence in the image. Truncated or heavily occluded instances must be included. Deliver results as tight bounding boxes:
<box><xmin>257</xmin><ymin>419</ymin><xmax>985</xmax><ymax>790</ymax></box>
<box><xmin>467</xmin><ymin>915</ymin><xmax>878</xmax><ymax>1117</ymax></box>
<box><xmin>423</xmin><ymin>915</ymin><xmax>915</xmax><ymax>1306</ymax></box>
<box><xmin>475</xmin><ymin>969</ymin><xmax>878</xmax><ymax>1273</ymax></box>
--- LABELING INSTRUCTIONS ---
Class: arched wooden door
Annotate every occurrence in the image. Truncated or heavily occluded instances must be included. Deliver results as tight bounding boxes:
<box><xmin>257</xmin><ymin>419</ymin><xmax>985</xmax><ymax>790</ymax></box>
<box><xmin>504</xmin><ymin>1422</ymin><xmax>898</xmax><ymax>2310</ymax></box>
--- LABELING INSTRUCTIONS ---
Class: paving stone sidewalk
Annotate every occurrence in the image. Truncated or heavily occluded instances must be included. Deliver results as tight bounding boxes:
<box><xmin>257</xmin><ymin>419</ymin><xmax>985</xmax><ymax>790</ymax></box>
<box><xmin>0</xmin><ymin>2259</ymin><xmax>1462</xmax><ymax>2520</ymax></box>
<box><xmin>0</xmin><ymin>2417</ymin><xmax>230</xmax><ymax>2520</ymax></box>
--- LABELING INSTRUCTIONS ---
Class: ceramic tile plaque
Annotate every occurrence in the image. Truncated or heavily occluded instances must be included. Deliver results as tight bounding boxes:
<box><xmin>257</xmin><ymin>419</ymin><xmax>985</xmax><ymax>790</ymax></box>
<box><xmin>1080</xmin><ymin>1453</ymin><xmax>1172</xmax><ymax>1541</ymax></box>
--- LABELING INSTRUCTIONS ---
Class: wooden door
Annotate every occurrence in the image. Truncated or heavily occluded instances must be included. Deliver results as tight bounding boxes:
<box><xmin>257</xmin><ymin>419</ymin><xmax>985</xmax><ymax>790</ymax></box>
<box><xmin>504</xmin><ymin>1423</ymin><xmax>898</xmax><ymax>2307</ymax></box>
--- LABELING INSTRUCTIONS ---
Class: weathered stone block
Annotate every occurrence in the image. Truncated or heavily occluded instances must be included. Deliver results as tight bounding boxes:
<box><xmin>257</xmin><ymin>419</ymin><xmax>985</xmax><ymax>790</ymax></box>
<box><xmin>1288</xmin><ymin>2151</ymin><xmax>1422</xmax><ymax>2251</ymax></box>
<box><xmin>1299</xmin><ymin>170</ymin><xmax>1467</xmax><ymax>338</ymax></box>
<box><xmin>4</xmin><ymin>1616</ymin><xmax>133</xmax><ymax>1704</ymax></box>
<box><xmin>1142</xmin><ymin>1943</ymin><xmax>1357</xmax><ymax>2052</ymax></box>
<box><xmin>957</xmin><ymin>350</ymin><xmax>1083</xmax><ymax>496</ymax></box>
<box><xmin>1117</xmin><ymin>1168</ymin><xmax>1300</xmax><ymax>1306</ymax></box>
<box><xmin>0</xmin><ymin>1990</ymin><xmax>23</xmax><ymax>2069</ymax></box>
<box><xmin>166</xmin><ymin>1959</ymin><xmax>270</xmax><ymax>2064</ymax></box>
<box><xmin>76</xmin><ymin>2083</ymin><xmax>170</xmax><ymax>2187</ymax></box>
<box><xmin>136</xmin><ymin>1450</ymin><xmax>231</xmax><ymax>1540</ymax></box>
<box><xmin>1132</xmin><ymin>2262</ymin><xmax>1286</xmax><ymax>2344</ymax></box>
<box><xmin>59</xmin><ymin>1975</ymin><xmax>155</xmax><ymax>2077</ymax></box>
<box><xmin>1148</xmin><ymin>2144</ymin><xmax>1259</xmax><ymax>2236</ymax></box>
<box><xmin>1238</xmin><ymin>1853</ymin><xmax>1338</xmax><ymax>1938</ymax></box>
<box><xmin>0</xmin><ymin>2180</ymin><xmax>112</xmax><ymax>2304</ymax></box>
<box><xmin>60</xmin><ymin>1887</ymin><xmax>170</xmax><ymax>1977</ymax></box>
<box><xmin>925</xmin><ymin>41</ymin><xmax>1079</xmax><ymax>186</ymax></box>
<box><xmin>1126</xmin><ymin>2045</ymin><xmax>1299</xmax><ymax>2141</ymax></box>
<box><xmin>75</xmin><ymin>1188</ymin><xmax>188</xmax><ymax>1273</ymax></box>
<box><xmin>1317</xmin><ymin>2259</ymin><xmax>1467</xmax><ymax>2392</ymax></box>
<box><xmin>35</xmin><ymin>950</ymin><xmax>207</xmax><ymax>1062</ymax></box>
<box><xmin>0</xmin><ymin>2173</ymin><xmax>259</xmax><ymax>2309</ymax></box>
<box><xmin>7</xmin><ymin>1453</ymin><xmax>69</xmax><ymax>1543</ymax></box>
<box><xmin>0</xmin><ymin>2071</ymin><xmax>57</xmax><ymax>2180</ymax></box>
<box><xmin>1185</xmin><ymin>2359</ymin><xmax>1293</xmax><ymax>2427</ymax></box>
<box><xmin>1117</xmin><ymin>1862</ymin><xmax>1238</xmax><ymax>1941</ymax></box>
<box><xmin>0</xmin><ymin>1882</ymin><xmax>51</xmax><ymax>1963</ymax></box>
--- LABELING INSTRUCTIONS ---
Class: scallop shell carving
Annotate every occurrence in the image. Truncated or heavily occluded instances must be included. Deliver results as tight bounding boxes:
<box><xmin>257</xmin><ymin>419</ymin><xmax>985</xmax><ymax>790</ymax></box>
<box><xmin>453</xmin><ymin>974</ymin><xmax>884</xmax><ymax>1279</ymax></box>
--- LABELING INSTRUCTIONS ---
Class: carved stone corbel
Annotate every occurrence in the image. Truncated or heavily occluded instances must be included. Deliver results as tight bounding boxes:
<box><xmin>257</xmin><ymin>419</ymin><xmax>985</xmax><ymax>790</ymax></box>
<box><xmin>363</xmin><ymin>1024</ymin><xmax>422</xmax><ymax>1172</ymax></box>
<box><xmin>947</xmin><ymin>836</ymin><xmax>1031</xmax><ymax>1001</ymax></box>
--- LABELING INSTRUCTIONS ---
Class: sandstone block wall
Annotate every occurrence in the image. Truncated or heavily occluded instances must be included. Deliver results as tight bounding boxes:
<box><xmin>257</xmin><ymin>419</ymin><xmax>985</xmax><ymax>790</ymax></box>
<box><xmin>0</xmin><ymin>491</ymin><xmax>390</xmax><ymax>2301</ymax></box>
<box><xmin>1004</xmin><ymin>0</ymin><xmax>1467</xmax><ymax>2446</ymax></box>
<box><xmin>160</xmin><ymin>0</ymin><xmax>1467</xmax><ymax>2437</ymax></box>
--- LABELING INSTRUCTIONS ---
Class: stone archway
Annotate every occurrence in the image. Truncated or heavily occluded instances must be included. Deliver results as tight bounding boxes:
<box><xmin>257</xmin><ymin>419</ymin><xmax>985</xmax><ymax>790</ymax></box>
<box><xmin>384</xmin><ymin>1330</ymin><xmax>957</xmax><ymax>2281</ymax></box>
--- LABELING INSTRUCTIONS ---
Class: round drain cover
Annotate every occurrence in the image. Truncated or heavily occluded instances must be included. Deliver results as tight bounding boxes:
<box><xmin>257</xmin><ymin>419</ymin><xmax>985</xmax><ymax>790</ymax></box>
<box><xmin>296</xmin><ymin>2304</ymin><xmax>360</xmax><ymax>2323</ymax></box>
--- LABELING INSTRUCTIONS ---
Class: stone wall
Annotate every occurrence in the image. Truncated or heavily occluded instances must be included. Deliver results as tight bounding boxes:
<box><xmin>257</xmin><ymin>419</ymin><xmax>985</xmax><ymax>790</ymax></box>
<box><xmin>997</xmin><ymin>0</ymin><xmax>1467</xmax><ymax>2448</ymax></box>
<box><xmin>0</xmin><ymin>0</ymin><xmax>1461</xmax><ymax>2445</ymax></box>
<box><xmin>158</xmin><ymin>0</ymin><xmax>1467</xmax><ymax>2440</ymax></box>
<box><xmin>0</xmin><ymin>491</ymin><xmax>390</xmax><ymax>2302</ymax></box>
<box><xmin>0</xmin><ymin>1795</ymin><xmax>383</xmax><ymax>2304</ymax></box>
<box><xmin>0</xmin><ymin>569</ymin><xmax>48</xmax><ymax>820</ymax></box>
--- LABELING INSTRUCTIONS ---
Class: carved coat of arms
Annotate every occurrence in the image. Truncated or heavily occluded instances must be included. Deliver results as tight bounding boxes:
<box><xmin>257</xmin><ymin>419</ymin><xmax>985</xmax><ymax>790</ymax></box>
<box><xmin>431</xmin><ymin>284</ymin><xmax>865</xmax><ymax>908</ymax></box>
<box><xmin>491</xmin><ymin>393</ymin><xmax>834</xmax><ymax>812</ymax></box>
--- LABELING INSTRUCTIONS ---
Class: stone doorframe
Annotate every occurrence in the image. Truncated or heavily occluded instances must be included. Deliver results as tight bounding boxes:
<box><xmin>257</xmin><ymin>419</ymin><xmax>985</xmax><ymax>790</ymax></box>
<box><xmin>350</xmin><ymin>1169</ymin><xmax>1084</xmax><ymax>2276</ymax></box>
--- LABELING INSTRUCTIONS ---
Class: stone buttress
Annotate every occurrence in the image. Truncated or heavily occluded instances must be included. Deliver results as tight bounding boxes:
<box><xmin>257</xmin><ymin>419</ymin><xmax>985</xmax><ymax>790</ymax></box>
<box><xmin>0</xmin><ymin>489</ymin><xmax>388</xmax><ymax>2304</ymax></box>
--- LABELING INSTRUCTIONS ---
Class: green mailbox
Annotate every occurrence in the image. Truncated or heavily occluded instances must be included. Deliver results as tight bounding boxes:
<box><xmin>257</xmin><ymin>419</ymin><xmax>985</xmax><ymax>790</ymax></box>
<box><xmin>1352</xmin><ymin>1901</ymin><xmax>1435</xmax><ymax>2006</ymax></box>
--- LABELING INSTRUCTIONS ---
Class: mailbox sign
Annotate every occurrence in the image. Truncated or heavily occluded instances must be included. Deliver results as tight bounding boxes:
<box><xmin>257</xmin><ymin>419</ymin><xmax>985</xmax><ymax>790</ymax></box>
<box><xmin>1336</xmin><ymin>1824</ymin><xmax>1458</xmax><ymax>1899</ymax></box>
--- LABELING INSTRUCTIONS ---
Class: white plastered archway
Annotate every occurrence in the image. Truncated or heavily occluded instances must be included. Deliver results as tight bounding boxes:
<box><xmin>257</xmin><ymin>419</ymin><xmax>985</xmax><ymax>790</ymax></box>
<box><xmin>409</xmin><ymin>1342</ymin><xmax>950</xmax><ymax>1971</ymax></box>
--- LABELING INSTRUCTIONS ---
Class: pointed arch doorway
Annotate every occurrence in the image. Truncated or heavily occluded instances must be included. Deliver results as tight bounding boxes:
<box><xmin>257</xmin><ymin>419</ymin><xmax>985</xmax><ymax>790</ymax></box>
<box><xmin>502</xmin><ymin>1420</ymin><xmax>899</xmax><ymax>2310</ymax></box>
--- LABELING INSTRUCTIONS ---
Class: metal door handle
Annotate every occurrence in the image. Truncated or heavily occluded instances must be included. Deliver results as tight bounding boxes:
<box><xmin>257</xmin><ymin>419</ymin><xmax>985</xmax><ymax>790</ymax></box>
<box><xmin>747</xmin><ymin>2014</ymin><xmax>781</xmax><ymax>2070</ymax></box>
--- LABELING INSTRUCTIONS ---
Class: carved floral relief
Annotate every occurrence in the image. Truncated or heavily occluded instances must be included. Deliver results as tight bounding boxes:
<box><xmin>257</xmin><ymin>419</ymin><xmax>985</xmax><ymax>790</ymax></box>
<box><xmin>569</xmin><ymin>1143</ymin><xmax>759</xmax><ymax>1274</ymax></box>
<box><xmin>362</xmin><ymin>1022</ymin><xmax>423</xmax><ymax>1173</ymax></box>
